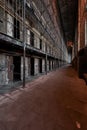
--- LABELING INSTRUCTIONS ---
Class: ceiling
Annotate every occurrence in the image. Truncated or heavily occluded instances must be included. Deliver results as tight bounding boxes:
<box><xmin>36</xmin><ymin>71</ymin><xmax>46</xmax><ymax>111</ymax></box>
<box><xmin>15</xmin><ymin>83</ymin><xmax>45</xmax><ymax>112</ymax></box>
<box><xmin>57</xmin><ymin>0</ymin><xmax>78</xmax><ymax>43</ymax></box>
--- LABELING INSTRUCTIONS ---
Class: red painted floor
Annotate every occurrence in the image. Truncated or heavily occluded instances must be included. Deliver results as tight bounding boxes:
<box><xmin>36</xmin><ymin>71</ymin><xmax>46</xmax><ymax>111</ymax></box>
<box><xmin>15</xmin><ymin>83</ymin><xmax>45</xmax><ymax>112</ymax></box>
<box><xmin>0</xmin><ymin>65</ymin><xmax>87</xmax><ymax>130</ymax></box>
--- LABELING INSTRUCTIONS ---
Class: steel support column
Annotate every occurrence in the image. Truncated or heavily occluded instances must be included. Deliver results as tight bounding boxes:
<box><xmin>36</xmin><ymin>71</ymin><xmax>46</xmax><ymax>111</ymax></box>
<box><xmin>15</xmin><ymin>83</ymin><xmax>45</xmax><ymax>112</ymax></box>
<box><xmin>23</xmin><ymin>0</ymin><xmax>26</xmax><ymax>88</ymax></box>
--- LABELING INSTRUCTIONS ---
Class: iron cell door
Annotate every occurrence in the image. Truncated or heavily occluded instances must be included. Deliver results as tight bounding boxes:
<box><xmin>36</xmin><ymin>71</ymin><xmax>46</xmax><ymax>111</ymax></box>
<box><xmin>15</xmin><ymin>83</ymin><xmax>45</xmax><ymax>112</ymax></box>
<box><xmin>14</xmin><ymin>18</ymin><xmax>20</xmax><ymax>39</ymax></box>
<box><xmin>30</xmin><ymin>31</ymin><xmax>34</xmax><ymax>47</ymax></box>
<box><xmin>30</xmin><ymin>57</ymin><xmax>34</xmax><ymax>75</ymax></box>
<box><xmin>39</xmin><ymin>59</ymin><xmax>42</xmax><ymax>73</ymax></box>
<box><xmin>13</xmin><ymin>56</ymin><xmax>21</xmax><ymax>81</ymax></box>
<box><xmin>49</xmin><ymin>60</ymin><xmax>51</xmax><ymax>70</ymax></box>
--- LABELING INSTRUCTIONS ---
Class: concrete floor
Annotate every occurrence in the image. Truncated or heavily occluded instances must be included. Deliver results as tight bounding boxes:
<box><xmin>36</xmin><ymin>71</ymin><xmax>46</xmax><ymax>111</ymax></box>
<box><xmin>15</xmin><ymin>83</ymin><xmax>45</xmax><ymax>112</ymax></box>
<box><xmin>0</xmin><ymin>65</ymin><xmax>87</xmax><ymax>130</ymax></box>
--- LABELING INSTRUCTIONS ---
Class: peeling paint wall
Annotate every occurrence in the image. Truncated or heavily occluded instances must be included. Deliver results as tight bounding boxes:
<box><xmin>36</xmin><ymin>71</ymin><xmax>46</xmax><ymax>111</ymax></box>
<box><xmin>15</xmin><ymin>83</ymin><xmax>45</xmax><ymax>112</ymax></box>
<box><xmin>0</xmin><ymin>7</ymin><xmax>5</xmax><ymax>33</ymax></box>
<box><xmin>6</xmin><ymin>1</ymin><xmax>14</xmax><ymax>37</ymax></box>
<box><xmin>42</xmin><ymin>42</ymin><xmax>46</xmax><ymax>52</ymax></box>
<box><xmin>20</xmin><ymin>22</ymin><xmax>23</xmax><ymax>42</ymax></box>
<box><xmin>25</xmin><ymin>57</ymin><xmax>29</xmax><ymax>78</ymax></box>
<box><xmin>34</xmin><ymin>34</ymin><xmax>40</xmax><ymax>49</ymax></box>
<box><xmin>7</xmin><ymin>56</ymin><xmax>13</xmax><ymax>82</ymax></box>
<box><xmin>47</xmin><ymin>44</ymin><xmax>50</xmax><ymax>54</ymax></box>
<box><xmin>21</xmin><ymin>57</ymin><xmax>23</xmax><ymax>80</ymax></box>
<box><xmin>42</xmin><ymin>37</ymin><xmax>46</xmax><ymax>52</ymax></box>
<box><xmin>26</xmin><ymin>29</ymin><xmax>30</xmax><ymax>45</ymax></box>
<box><xmin>21</xmin><ymin>57</ymin><xmax>30</xmax><ymax>80</ymax></box>
<box><xmin>50</xmin><ymin>60</ymin><xmax>52</xmax><ymax>70</ymax></box>
<box><xmin>7</xmin><ymin>13</ymin><xmax>14</xmax><ymax>37</ymax></box>
<box><xmin>47</xmin><ymin>60</ymin><xmax>49</xmax><ymax>71</ymax></box>
<box><xmin>42</xmin><ymin>59</ymin><xmax>45</xmax><ymax>73</ymax></box>
<box><xmin>34</xmin><ymin>58</ymin><xmax>39</xmax><ymax>75</ymax></box>
<box><xmin>0</xmin><ymin>54</ymin><xmax>8</xmax><ymax>85</ymax></box>
<box><xmin>78</xmin><ymin>0</ymin><xmax>86</xmax><ymax>50</ymax></box>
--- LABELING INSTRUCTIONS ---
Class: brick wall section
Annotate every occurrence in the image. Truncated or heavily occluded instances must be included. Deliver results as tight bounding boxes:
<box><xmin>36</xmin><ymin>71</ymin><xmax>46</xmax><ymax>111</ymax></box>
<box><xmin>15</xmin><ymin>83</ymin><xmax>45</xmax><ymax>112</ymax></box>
<box><xmin>78</xmin><ymin>0</ymin><xmax>86</xmax><ymax>50</ymax></box>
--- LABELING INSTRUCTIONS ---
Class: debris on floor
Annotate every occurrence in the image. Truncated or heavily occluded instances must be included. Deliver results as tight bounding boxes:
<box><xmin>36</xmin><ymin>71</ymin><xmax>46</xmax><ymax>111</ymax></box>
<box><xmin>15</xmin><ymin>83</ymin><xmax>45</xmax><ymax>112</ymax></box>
<box><xmin>76</xmin><ymin>121</ymin><xmax>81</xmax><ymax>129</ymax></box>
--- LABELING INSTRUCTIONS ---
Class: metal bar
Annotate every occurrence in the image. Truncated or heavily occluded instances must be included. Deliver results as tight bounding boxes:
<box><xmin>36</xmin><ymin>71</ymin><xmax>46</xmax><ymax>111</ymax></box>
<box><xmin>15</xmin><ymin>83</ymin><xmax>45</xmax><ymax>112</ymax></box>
<box><xmin>45</xmin><ymin>41</ymin><xmax>47</xmax><ymax>74</ymax></box>
<box><xmin>23</xmin><ymin>0</ymin><xmax>26</xmax><ymax>88</ymax></box>
<box><xmin>45</xmin><ymin>53</ymin><xmax>47</xmax><ymax>74</ymax></box>
<box><xmin>4</xmin><ymin>0</ymin><xmax>6</xmax><ymax>34</ymax></box>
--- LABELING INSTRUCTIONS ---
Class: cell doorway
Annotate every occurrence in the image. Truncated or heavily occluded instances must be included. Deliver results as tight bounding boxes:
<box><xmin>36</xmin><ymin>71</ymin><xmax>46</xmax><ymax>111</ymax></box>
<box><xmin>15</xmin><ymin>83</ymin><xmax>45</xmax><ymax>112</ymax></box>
<box><xmin>13</xmin><ymin>56</ymin><xmax>21</xmax><ymax>81</ymax></box>
<box><xmin>30</xmin><ymin>57</ymin><xmax>34</xmax><ymax>75</ymax></box>
<box><xmin>39</xmin><ymin>59</ymin><xmax>42</xmax><ymax>73</ymax></box>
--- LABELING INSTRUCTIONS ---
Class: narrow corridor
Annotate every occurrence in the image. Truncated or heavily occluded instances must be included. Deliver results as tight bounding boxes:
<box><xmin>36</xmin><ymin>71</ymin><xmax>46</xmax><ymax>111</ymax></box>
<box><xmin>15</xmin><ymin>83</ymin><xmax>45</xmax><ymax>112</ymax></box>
<box><xmin>0</xmin><ymin>65</ymin><xmax>87</xmax><ymax>130</ymax></box>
